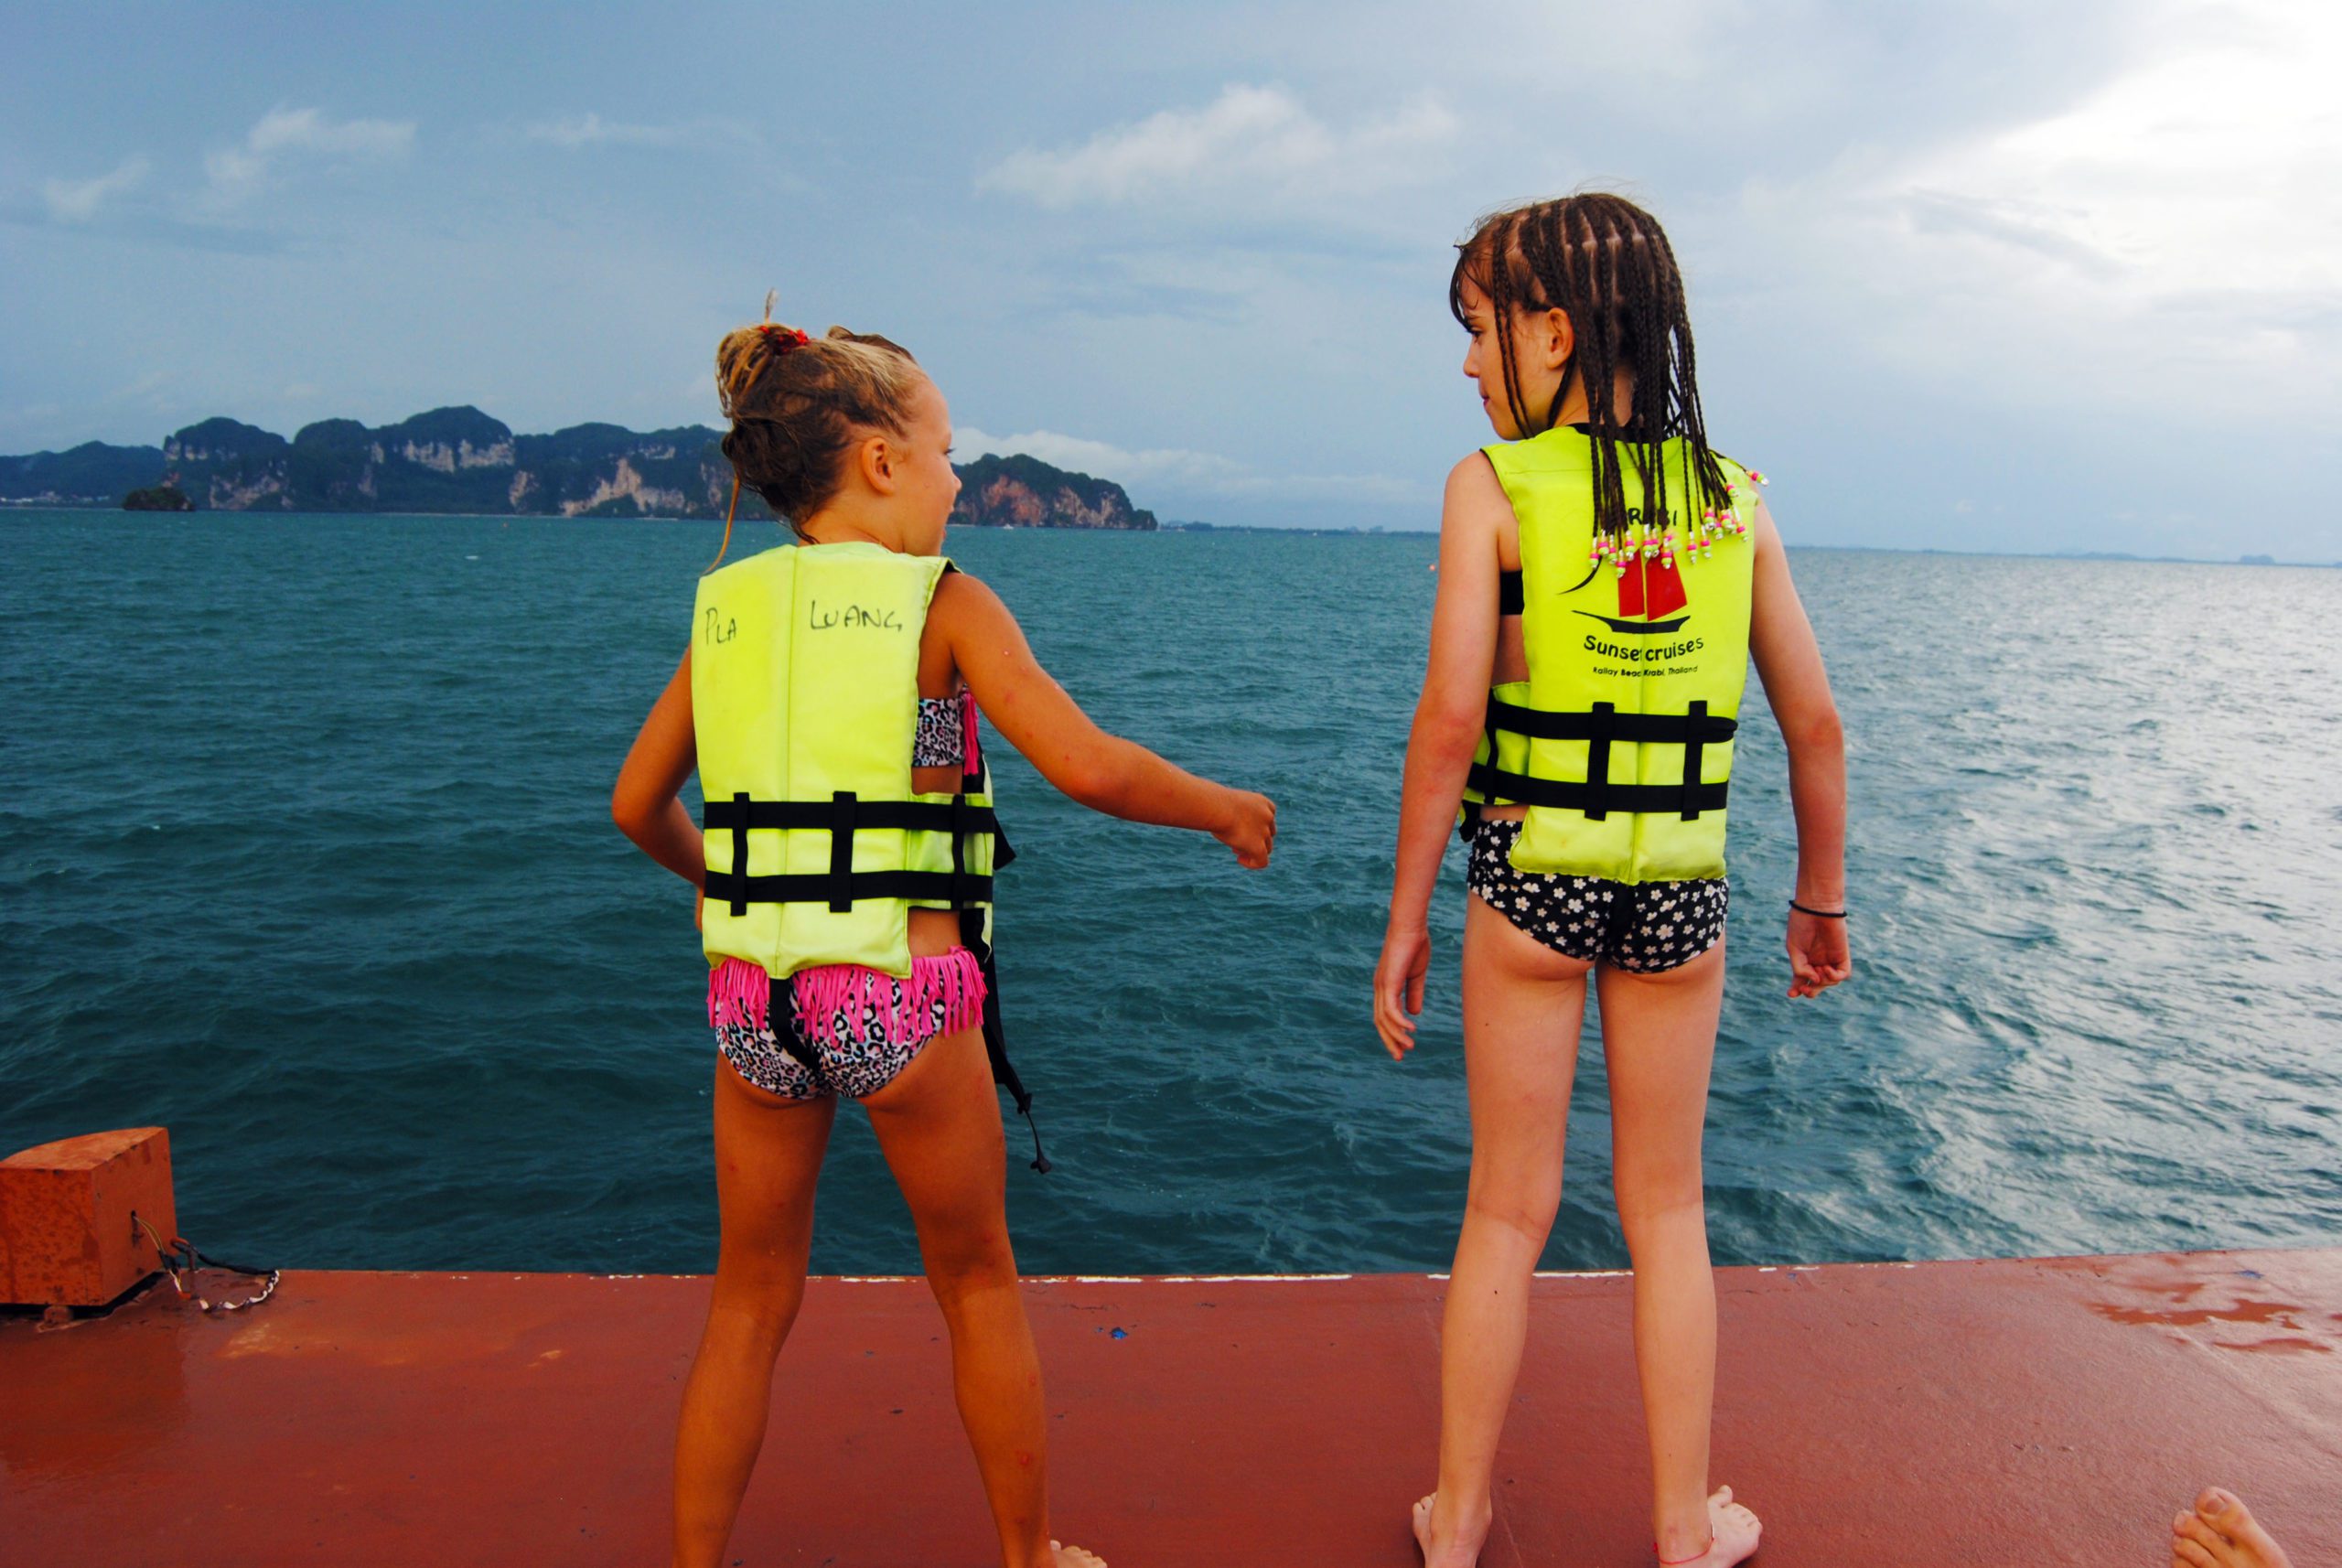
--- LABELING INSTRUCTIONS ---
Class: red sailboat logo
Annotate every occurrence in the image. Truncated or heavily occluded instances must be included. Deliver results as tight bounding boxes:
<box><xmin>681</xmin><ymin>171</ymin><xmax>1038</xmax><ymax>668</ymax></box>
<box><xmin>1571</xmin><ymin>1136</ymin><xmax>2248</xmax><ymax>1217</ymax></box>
<box><xmin>1617</xmin><ymin>546</ymin><xmax>1687</xmax><ymax>621</ymax></box>
<box><xmin>1571</xmin><ymin>511</ymin><xmax>1706</xmax><ymax>634</ymax></box>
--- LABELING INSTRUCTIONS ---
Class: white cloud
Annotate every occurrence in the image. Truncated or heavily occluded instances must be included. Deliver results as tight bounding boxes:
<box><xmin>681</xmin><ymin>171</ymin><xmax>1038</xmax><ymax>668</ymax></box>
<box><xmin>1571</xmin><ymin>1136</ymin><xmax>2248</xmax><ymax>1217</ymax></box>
<box><xmin>956</xmin><ymin>424</ymin><xmax>1241</xmax><ymax>485</ymax></box>
<box><xmin>249</xmin><ymin>105</ymin><xmax>414</xmax><ymax>159</ymax></box>
<box><xmin>41</xmin><ymin>156</ymin><xmax>149</xmax><ymax>222</ymax></box>
<box><xmin>978</xmin><ymin>83</ymin><xmax>1457</xmax><ymax>209</ymax></box>
<box><xmin>202</xmin><ymin>105</ymin><xmax>415</xmax><ymax>202</ymax></box>
<box><xmin>1733</xmin><ymin>0</ymin><xmax>2342</xmax><ymax>415</ymax></box>
<box><xmin>956</xmin><ymin>424</ymin><xmax>1426</xmax><ymax>509</ymax></box>
<box><xmin>1902</xmin><ymin>0</ymin><xmax>2339</xmax><ymax>300</ymax></box>
<box><xmin>523</xmin><ymin>113</ymin><xmax>756</xmax><ymax>150</ymax></box>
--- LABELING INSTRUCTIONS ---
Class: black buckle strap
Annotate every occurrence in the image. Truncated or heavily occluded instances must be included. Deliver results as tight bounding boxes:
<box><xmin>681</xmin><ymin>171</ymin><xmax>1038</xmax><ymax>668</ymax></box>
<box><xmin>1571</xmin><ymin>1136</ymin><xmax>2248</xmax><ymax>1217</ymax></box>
<box><xmin>1475</xmin><ymin>696</ymin><xmax>1736</xmax><ymax>822</ymax></box>
<box><xmin>1681</xmin><ymin>700</ymin><xmax>1709</xmax><ymax>822</ymax></box>
<box><xmin>1585</xmin><ymin>701</ymin><xmax>1614</xmax><ymax>820</ymax></box>
<box><xmin>703</xmin><ymin>797</ymin><xmax>1001</xmax><ymax>836</ymax></box>
<box><xmin>701</xmin><ymin>867</ymin><xmax>994</xmax><ymax>908</ymax></box>
<box><xmin>1483</xmin><ymin>697</ymin><xmax>1738</xmax><ymax>746</ymax></box>
<box><xmin>1466</xmin><ymin>760</ymin><xmax>1730</xmax><ymax>818</ymax></box>
<box><xmin>728</xmin><ymin>791</ymin><xmax>752</xmax><ymax>917</ymax></box>
<box><xmin>704</xmin><ymin>789</ymin><xmax>1007</xmax><ymax>913</ymax></box>
<box><xmin>827</xmin><ymin>790</ymin><xmax>858</xmax><ymax>912</ymax></box>
<box><xmin>949</xmin><ymin>795</ymin><xmax>979</xmax><ymax>909</ymax></box>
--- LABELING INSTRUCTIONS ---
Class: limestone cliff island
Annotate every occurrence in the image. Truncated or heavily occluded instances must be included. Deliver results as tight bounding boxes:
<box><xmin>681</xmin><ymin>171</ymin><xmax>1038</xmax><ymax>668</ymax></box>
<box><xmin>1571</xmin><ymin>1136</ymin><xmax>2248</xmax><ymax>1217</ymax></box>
<box><xmin>947</xmin><ymin>454</ymin><xmax>1155</xmax><ymax>531</ymax></box>
<box><xmin>1</xmin><ymin>407</ymin><xmax>1156</xmax><ymax>530</ymax></box>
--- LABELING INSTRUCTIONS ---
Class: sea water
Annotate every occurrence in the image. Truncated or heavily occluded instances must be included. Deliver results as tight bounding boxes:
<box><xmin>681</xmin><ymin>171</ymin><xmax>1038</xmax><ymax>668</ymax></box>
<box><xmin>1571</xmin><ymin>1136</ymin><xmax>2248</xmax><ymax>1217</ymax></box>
<box><xmin>2</xmin><ymin>511</ymin><xmax>2337</xmax><ymax>1275</ymax></box>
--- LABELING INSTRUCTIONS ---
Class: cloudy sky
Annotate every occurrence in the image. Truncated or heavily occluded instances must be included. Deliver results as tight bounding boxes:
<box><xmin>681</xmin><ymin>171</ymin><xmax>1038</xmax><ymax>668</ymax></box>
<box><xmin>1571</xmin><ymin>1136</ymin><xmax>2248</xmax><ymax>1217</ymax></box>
<box><xmin>5</xmin><ymin>1</ymin><xmax>2336</xmax><ymax>554</ymax></box>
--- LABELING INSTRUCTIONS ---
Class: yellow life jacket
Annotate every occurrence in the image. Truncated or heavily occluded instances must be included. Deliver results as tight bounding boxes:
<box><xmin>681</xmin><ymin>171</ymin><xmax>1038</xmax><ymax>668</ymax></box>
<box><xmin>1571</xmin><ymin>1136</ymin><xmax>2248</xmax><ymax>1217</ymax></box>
<box><xmin>692</xmin><ymin>540</ymin><xmax>1004</xmax><ymax>979</ymax></box>
<box><xmin>1465</xmin><ymin>427</ymin><xmax>1758</xmax><ymax>883</ymax></box>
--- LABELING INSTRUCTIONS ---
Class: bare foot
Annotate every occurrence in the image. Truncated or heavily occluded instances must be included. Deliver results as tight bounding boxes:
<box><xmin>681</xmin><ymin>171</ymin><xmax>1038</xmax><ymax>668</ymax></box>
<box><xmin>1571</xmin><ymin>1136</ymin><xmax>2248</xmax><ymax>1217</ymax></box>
<box><xmin>2172</xmin><ymin>1489</ymin><xmax>2293</xmax><ymax>1568</ymax></box>
<box><xmin>1412</xmin><ymin>1491</ymin><xmax>1492</xmax><ymax>1568</ymax></box>
<box><xmin>1050</xmin><ymin>1540</ymin><xmax>1107</xmax><ymax>1568</ymax></box>
<box><xmin>1658</xmin><ymin>1487</ymin><xmax>1762</xmax><ymax>1566</ymax></box>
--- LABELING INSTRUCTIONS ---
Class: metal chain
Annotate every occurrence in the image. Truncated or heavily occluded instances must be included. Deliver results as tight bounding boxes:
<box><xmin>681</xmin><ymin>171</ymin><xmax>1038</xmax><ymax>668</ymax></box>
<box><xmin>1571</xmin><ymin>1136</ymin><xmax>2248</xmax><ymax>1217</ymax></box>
<box><xmin>132</xmin><ymin>1213</ymin><xmax>279</xmax><ymax>1314</ymax></box>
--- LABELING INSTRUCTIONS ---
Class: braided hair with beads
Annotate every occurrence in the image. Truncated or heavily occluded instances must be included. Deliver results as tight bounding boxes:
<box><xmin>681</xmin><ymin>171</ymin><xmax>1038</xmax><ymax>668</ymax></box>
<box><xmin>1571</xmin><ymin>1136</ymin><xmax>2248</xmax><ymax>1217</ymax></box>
<box><xmin>1449</xmin><ymin>194</ymin><xmax>1730</xmax><ymax>545</ymax></box>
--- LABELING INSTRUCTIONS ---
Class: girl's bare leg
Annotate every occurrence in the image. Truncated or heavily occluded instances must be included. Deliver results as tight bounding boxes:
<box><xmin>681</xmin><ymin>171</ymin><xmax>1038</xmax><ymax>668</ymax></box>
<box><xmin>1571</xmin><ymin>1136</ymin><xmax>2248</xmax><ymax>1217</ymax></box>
<box><xmin>1417</xmin><ymin>893</ymin><xmax>1593</xmax><ymax>1568</ymax></box>
<box><xmin>671</xmin><ymin>1058</ymin><xmax>836</xmax><ymax>1568</ymax></box>
<box><xmin>865</xmin><ymin>1025</ymin><xmax>1101</xmax><ymax>1568</ymax></box>
<box><xmin>1598</xmin><ymin>940</ymin><xmax>1757</xmax><ymax>1565</ymax></box>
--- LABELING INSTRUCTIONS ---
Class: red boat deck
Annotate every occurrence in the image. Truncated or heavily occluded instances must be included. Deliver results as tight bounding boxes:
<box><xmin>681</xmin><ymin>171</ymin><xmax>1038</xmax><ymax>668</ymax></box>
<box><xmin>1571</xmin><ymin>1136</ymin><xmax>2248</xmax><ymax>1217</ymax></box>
<box><xmin>4</xmin><ymin>1250</ymin><xmax>2336</xmax><ymax>1566</ymax></box>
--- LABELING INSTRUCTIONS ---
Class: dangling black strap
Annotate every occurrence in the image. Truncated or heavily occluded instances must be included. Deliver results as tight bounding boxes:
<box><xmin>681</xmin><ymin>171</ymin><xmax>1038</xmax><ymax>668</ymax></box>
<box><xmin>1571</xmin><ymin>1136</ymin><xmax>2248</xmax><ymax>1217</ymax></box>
<box><xmin>955</xmin><ymin>707</ymin><xmax>1046</xmax><ymax>1173</ymax></box>
<box><xmin>960</xmin><ymin>908</ymin><xmax>1048</xmax><ymax>1174</ymax></box>
<box><xmin>777</xmin><ymin>1019</ymin><xmax>825</xmax><ymax>1080</ymax></box>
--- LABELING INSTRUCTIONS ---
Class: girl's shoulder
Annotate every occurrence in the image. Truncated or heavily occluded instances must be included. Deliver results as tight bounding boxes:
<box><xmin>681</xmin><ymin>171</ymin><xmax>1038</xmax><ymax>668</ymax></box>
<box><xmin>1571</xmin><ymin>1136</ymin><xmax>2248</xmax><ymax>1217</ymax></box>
<box><xmin>926</xmin><ymin>563</ymin><xmax>1013</xmax><ymax>634</ymax></box>
<box><xmin>1442</xmin><ymin>450</ymin><xmax>1515</xmax><ymax>536</ymax></box>
<box><xmin>1444</xmin><ymin>447</ymin><xmax>1507</xmax><ymax>498</ymax></box>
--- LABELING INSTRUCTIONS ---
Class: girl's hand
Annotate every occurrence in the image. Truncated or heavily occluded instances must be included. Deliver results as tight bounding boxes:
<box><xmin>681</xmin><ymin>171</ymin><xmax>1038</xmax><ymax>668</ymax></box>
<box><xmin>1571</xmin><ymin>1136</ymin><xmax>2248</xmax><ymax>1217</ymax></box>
<box><xmin>1786</xmin><ymin>908</ymin><xmax>1851</xmax><ymax>998</ymax></box>
<box><xmin>1373</xmin><ymin>923</ymin><xmax>1431</xmax><ymax>1060</ymax></box>
<box><xmin>937</xmin><ymin>572</ymin><xmax>1271</xmax><ymax>847</ymax></box>
<box><xmin>695</xmin><ymin>886</ymin><xmax>705</xmax><ymax>932</ymax></box>
<box><xmin>1214</xmin><ymin>789</ymin><xmax>1277</xmax><ymax>868</ymax></box>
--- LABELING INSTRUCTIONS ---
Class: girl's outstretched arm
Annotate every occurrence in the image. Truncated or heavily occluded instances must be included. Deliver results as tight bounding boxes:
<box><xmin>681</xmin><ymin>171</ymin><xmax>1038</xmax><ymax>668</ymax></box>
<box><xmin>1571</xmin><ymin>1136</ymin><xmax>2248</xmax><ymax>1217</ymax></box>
<box><xmin>1747</xmin><ymin>499</ymin><xmax>1850</xmax><ymax>997</ymax></box>
<box><xmin>932</xmin><ymin>571</ymin><xmax>1275</xmax><ymax>867</ymax></box>
<box><xmin>613</xmin><ymin>649</ymin><xmax>705</xmax><ymax>896</ymax></box>
<box><xmin>1374</xmin><ymin>456</ymin><xmax>1506</xmax><ymax>1060</ymax></box>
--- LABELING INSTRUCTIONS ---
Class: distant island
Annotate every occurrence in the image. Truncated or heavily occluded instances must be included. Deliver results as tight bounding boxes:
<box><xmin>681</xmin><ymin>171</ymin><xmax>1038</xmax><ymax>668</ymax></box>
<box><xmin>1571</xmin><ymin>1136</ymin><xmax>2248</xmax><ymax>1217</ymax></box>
<box><xmin>121</xmin><ymin>483</ymin><xmax>193</xmax><ymax>512</ymax></box>
<box><xmin>0</xmin><ymin>407</ymin><xmax>1156</xmax><ymax>531</ymax></box>
<box><xmin>950</xmin><ymin>453</ymin><xmax>1154</xmax><ymax>531</ymax></box>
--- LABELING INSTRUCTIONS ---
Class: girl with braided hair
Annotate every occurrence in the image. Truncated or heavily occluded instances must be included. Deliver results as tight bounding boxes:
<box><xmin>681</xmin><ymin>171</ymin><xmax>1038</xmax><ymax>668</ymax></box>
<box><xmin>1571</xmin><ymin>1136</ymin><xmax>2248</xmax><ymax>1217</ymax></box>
<box><xmin>615</xmin><ymin>307</ymin><xmax>1275</xmax><ymax>1568</ymax></box>
<box><xmin>1375</xmin><ymin>194</ymin><xmax>1850</xmax><ymax>1566</ymax></box>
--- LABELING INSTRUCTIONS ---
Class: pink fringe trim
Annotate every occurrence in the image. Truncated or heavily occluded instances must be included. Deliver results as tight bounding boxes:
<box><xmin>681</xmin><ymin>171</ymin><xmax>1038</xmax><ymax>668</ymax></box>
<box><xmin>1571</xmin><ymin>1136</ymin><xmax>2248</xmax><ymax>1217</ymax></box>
<box><xmin>706</xmin><ymin>949</ymin><xmax>987</xmax><ymax>1049</ymax></box>
<box><xmin>707</xmin><ymin>956</ymin><xmax>772</xmax><ymax>1032</ymax></box>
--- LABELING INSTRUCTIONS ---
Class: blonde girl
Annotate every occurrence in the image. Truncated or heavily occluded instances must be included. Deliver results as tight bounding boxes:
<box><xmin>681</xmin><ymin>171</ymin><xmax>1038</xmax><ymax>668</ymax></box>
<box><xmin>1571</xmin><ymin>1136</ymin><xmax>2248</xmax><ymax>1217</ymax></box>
<box><xmin>616</xmin><ymin>314</ymin><xmax>1275</xmax><ymax>1568</ymax></box>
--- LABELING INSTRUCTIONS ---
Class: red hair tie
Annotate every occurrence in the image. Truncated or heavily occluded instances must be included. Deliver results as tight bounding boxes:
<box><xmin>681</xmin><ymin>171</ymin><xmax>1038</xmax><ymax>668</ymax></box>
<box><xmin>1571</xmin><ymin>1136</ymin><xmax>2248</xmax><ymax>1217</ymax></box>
<box><xmin>759</xmin><ymin>323</ymin><xmax>811</xmax><ymax>353</ymax></box>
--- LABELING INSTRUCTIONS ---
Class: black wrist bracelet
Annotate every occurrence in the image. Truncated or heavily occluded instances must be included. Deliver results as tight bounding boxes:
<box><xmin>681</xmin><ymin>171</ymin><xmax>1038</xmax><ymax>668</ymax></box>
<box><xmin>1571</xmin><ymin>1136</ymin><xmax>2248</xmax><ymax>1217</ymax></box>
<box><xmin>1789</xmin><ymin>900</ymin><xmax>1847</xmax><ymax>918</ymax></box>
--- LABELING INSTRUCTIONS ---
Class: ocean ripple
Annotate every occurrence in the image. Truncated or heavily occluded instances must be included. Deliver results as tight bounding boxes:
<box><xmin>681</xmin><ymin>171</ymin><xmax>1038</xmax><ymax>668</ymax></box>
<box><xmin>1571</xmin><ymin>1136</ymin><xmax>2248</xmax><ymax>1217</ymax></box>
<box><xmin>3</xmin><ymin>514</ymin><xmax>2337</xmax><ymax>1273</ymax></box>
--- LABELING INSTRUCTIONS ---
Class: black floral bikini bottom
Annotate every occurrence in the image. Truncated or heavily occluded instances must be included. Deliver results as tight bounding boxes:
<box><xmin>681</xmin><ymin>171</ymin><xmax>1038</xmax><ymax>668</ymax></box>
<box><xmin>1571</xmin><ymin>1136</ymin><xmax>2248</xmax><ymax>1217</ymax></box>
<box><xmin>1465</xmin><ymin>818</ymin><xmax>1729</xmax><ymax>972</ymax></box>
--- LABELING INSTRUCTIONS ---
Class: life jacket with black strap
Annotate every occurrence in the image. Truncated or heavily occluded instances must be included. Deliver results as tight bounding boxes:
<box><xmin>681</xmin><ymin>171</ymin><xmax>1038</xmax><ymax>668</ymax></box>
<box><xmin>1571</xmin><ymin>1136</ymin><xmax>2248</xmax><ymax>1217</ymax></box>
<box><xmin>693</xmin><ymin>539</ymin><xmax>1047</xmax><ymax>1169</ymax></box>
<box><xmin>1464</xmin><ymin>426</ymin><xmax>1758</xmax><ymax>884</ymax></box>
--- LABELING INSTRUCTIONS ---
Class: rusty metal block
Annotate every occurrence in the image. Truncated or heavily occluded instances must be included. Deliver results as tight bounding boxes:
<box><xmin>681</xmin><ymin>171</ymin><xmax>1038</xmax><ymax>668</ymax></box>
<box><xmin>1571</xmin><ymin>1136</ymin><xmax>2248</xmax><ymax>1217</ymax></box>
<box><xmin>0</xmin><ymin>1127</ymin><xmax>176</xmax><ymax>1307</ymax></box>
